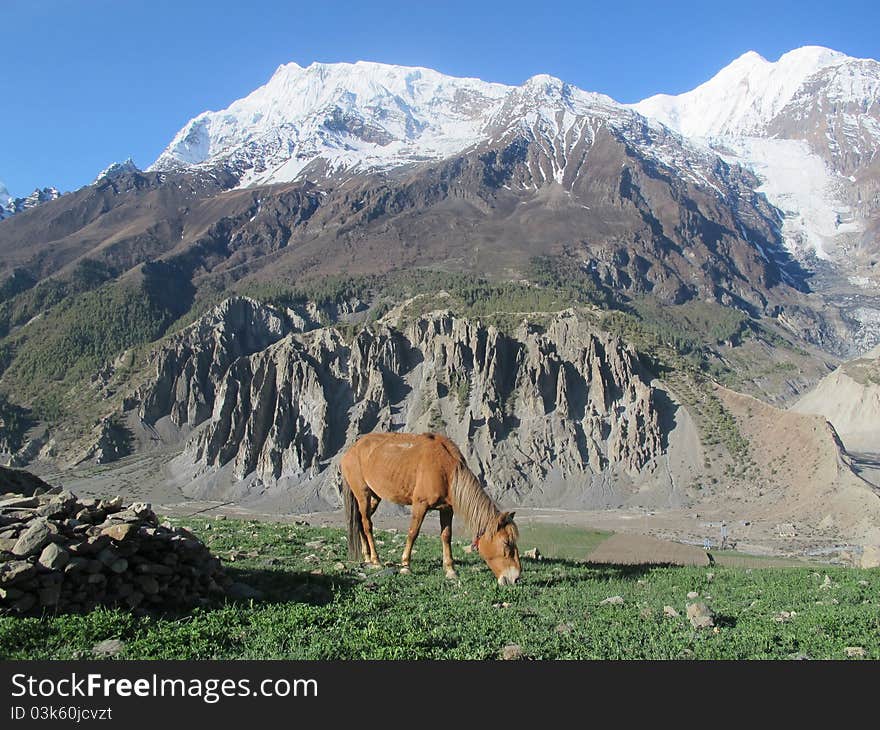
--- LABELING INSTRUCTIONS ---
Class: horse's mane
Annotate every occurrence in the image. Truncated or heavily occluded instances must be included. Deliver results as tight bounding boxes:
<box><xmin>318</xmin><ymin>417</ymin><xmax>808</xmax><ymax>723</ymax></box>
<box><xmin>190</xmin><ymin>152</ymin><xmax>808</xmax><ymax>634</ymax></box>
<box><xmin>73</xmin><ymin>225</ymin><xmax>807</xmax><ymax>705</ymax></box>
<box><xmin>450</xmin><ymin>461</ymin><xmax>518</xmax><ymax>541</ymax></box>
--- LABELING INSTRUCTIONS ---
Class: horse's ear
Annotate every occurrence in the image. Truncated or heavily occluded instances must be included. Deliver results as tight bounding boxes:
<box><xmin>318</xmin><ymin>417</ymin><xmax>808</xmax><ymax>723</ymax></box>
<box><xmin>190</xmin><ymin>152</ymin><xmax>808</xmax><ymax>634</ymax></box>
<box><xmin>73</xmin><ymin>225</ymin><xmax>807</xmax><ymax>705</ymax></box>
<box><xmin>499</xmin><ymin>511</ymin><xmax>516</xmax><ymax>526</ymax></box>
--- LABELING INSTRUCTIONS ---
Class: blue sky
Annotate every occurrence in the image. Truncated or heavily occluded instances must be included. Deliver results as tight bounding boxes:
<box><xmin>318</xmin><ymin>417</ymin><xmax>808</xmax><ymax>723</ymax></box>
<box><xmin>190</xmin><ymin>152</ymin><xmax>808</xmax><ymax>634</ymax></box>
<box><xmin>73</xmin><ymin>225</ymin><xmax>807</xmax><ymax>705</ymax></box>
<box><xmin>2</xmin><ymin>0</ymin><xmax>878</xmax><ymax>197</ymax></box>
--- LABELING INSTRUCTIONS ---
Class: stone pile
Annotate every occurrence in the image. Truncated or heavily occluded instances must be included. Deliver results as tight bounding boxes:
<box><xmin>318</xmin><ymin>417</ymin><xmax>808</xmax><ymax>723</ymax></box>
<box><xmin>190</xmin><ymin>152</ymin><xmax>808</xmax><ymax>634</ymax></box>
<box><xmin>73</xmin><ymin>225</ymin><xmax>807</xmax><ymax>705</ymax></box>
<box><xmin>0</xmin><ymin>487</ymin><xmax>230</xmax><ymax>615</ymax></box>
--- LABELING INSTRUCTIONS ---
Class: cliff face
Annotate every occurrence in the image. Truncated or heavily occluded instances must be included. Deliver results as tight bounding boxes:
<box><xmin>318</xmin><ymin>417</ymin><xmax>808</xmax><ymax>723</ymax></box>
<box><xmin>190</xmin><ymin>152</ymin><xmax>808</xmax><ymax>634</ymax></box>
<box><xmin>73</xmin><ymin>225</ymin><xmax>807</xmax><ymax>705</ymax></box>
<box><xmin>137</xmin><ymin>297</ymin><xmax>294</xmax><ymax>430</ymax></box>
<box><xmin>129</xmin><ymin>300</ymin><xmax>673</xmax><ymax>510</ymax></box>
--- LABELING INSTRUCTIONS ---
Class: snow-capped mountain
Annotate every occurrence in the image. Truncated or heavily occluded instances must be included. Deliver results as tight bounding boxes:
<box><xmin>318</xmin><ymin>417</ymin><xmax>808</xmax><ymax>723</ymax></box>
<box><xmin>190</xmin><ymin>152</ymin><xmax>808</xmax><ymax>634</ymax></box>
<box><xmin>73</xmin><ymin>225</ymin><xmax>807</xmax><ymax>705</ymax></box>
<box><xmin>0</xmin><ymin>183</ymin><xmax>61</xmax><ymax>220</ymax></box>
<box><xmin>634</xmin><ymin>46</ymin><xmax>850</xmax><ymax>139</ymax></box>
<box><xmin>150</xmin><ymin>60</ymin><xmax>736</xmax><ymax>196</ymax></box>
<box><xmin>0</xmin><ymin>181</ymin><xmax>11</xmax><ymax>220</ymax></box>
<box><xmin>93</xmin><ymin>157</ymin><xmax>140</xmax><ymax>183</ymax></box>
<box><xmin>152</xmin><ymin>61</ymin><xmax>511</xmax><ymax>186</ymax></box>
<box><xmin>634</xmin><ymin>47</ymin><xmax>880</xmax><ymax>266</ymax></box>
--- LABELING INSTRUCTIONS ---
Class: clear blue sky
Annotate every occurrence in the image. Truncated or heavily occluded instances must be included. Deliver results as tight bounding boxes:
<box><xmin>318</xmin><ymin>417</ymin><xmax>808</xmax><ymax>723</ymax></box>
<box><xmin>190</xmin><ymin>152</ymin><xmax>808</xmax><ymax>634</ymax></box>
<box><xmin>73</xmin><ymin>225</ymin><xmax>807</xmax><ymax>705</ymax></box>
<box><xmin>2</xmin><ymin>0</ymin><xmax>878</xmax><ymax>197</ymax></box>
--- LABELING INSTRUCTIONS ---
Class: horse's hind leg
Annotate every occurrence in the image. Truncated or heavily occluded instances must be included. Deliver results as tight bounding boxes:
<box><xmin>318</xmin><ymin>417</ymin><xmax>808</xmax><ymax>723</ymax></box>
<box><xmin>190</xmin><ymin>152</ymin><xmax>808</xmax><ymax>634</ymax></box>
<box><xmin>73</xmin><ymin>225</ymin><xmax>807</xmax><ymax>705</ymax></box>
<box><xmin>400</xmin><ymin>501</ymin><xmax>428</xmax><ymax>574</ymax></box>
<box><xmin>357</xmin><ymin>492</ymin><xmax>381</xmax><ymax>568</ymax></box>
<box><xmin>361</xmin><ymin>493</ymin><xmax>381</xmax><ymax>563</ymax></box>
<box><xmin>439</xmin><ymin>507</ymin><xmax>457</xmax><ymax>579</ymax></box>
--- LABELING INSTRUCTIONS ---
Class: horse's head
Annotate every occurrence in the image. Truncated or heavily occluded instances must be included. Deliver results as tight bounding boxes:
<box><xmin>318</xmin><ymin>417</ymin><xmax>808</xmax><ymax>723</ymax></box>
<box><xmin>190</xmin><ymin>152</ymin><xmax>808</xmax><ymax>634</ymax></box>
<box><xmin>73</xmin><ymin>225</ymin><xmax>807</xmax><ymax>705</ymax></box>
<box><xmin>476</xmin><ymin>511</ymin><xmax>521</xmax><ymax>586</ymax></box>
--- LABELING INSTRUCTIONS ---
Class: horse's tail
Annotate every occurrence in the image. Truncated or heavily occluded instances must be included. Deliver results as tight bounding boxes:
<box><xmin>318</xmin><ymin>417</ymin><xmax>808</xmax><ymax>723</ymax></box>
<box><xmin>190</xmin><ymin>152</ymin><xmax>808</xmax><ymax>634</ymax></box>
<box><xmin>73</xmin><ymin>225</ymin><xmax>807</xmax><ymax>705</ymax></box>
<box><xmin>342</xmin><ymin>471</ymin><xmax>364</xmax><ymax>561</ymax></box>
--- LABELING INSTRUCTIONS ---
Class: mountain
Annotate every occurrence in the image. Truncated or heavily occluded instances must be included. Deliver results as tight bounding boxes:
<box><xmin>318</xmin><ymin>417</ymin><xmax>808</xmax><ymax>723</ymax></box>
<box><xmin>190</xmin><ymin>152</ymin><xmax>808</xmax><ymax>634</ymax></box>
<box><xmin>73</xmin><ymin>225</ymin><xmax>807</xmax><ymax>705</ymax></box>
<box><xmin>0</xmin><ymin>184</ymin><xmax>62</xmax><ymax>220</ymax></box>
<box><xmin>151</xmin><ymin>61</ymin><xmax>510</xmax><ymax>186</ymax></box>
<box><xmin>0</xmin><ymin>182</ymin><xmax>11</xmax><ymax>220</ymax></box>
<box><xmin>1</xmin><ymin>62</ymin><xmax>803</xmax><ymax>318</ymax></box>
<box><xmin>93</xmin><ymin>158</ymin><xmax>140</xmax><ymax>184</ymax></box>
<box><xmin>634</xmin><ymin>47</ymin><xmax>880</xmax><ymax>273</ymax></box>
<box><xmin>3</xmin><ymin>52</ymin><xmax>880</xmax><ymax>555</ymax></box>
<box><xmin>792</xmin><ymin>343</ymin><xmax>880</xmax><ymax>453</ymax></box>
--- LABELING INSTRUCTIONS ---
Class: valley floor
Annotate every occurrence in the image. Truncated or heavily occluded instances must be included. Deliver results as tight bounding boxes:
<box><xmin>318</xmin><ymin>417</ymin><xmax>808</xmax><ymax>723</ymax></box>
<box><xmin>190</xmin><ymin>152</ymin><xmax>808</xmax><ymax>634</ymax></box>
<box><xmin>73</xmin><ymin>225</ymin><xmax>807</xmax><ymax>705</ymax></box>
<box><xmin>1</xmin><ymin>518</ymin><xmax>876</xmax><ymax>660</ymax></box>
<box><xmin>29</xmin><ymin>445</ymin><xmax>880</xmax><ymax>564</ymax></box>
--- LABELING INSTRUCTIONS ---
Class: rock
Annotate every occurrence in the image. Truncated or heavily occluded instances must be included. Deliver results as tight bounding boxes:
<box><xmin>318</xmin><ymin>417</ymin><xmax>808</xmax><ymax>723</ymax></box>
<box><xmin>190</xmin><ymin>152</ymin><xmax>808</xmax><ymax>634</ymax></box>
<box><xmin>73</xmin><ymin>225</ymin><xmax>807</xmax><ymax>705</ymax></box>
<box><xmin>0</xmin><ymin>489</ymin><xmax>227</xmax><ymax>615</ymax></box>
<box><xmin>860</xmin><ymin>545</ymin><xmax>880</xmax><ymax>568</ymax></box>
<box><xmin>92</xmin><ymin>639</ymin><xmax>125</xmax><ymax>657</ymax></box>
<box><xmin>0</xmin><ymin>495</ymin><xmax>40</xmax><ymax>509</ymax></box>
<box><xmin>774</xmin><ymin>611</ymin><xmax>796</xmax><ymax>623</ymax></box>
<box><xmin>845</xmin><ymin>647</ymin><xmax>866</xmax><ymax>658</ymax></box>
<box><xmin>11</xmin><ymin>518</ymin><xmax>53</xmax><ymax>556</ymax></box>
<box><xmin>227</xmin><ymin>582</ymin><xmax>264</xmax><ymax>601</ymax></box>
<box><xmin>686</xmin><ymin>602</ymin><xmax>715</xmax><ymax>629</ymax></box>
<box><xmin>687</xmin><ymin>591</ymin><xmax>699</xmax><ymax>599</ymax></box>
<box><xmin>135</xmin><ymin>575</ymin><xmax>160</xmax><ymax>595</ymax></box>
<box><xmin>522</xmin><ymin>547</ymin><xmax>541</xmax><ymax>560</ymax></box>
<box><xmin>37</xmin><ymin>491</ymin><xmax>78</xmax><ymax>519</ymax></box>
<box><xmin>555</xmin><ymin>622</ymin><xmax>574</xmax><ymax>634</ymax></box>
<box><xmin>38</xmin><ymin>542</ymin><xmax>70</xmax><ymax>570</ymax></box>
<box><xmin>819</xmin><ymin>575</ymin><xmax>834</xmax><ymax>590</ymax></box>
<box><xmin>0</xmin><ymin>586</ymin><xmax>23</xmax><ymax>600</ymax></box>
<box><xmin>663</xmin><ymin>606</ymin><xmax>679</xmax><ymax>618</ymax></box>
<box><xmin>499</xmin><ymin>644</ymin><xmax>524</xmax><ymax>660</ymax></box>
<box><xmin>599</xmin><ymin>595</ymin><xmax>625</xmax><ymax>605</ymax></box>
<box><xmin>0</xmin><ymin>560</ymin><xmax>36</xmax><ymax>586</ymax></box>
<box><xmin>101</xmin><ymin>523</ymin><xmax>137</xmax><ymax>542</ymax></box>
<box><xmin>39</xmin><ymin>584</ymin><xmax>61</xmax><ymax>606</ymax></box>
<box><xmin>148</xmin><ymin>307</ymin><xmax>666</xmax><ymax>502</ymax></box>
<box><xmin>99</xmin><ymin>496</ymin><xmax>124</xmax><ymax>512</ymax></box>
<box><xmin>11</xmin><ymin>592</ymin><xmax>36</xmax><ymax>613</ymax></box>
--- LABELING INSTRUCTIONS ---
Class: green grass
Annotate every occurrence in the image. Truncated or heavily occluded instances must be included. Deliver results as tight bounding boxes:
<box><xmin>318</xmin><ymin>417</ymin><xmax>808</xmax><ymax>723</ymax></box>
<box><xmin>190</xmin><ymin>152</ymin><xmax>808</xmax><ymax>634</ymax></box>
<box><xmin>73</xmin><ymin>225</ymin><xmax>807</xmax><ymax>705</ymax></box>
<box><xmin>1</xmin><ymin>518</ymin><xmax>878</xmax><ymax>660</ymax></box>
<box><xmin>517</xmin><ymin>523</ymin><xmax>611</xmax><ymax>561</ymax></box>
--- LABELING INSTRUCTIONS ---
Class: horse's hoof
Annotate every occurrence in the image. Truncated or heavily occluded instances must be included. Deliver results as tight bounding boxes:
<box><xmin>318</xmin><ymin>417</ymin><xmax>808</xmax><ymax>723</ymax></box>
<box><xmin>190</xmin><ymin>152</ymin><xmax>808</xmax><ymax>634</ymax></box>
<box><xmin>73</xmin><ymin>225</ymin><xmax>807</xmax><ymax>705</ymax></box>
<box><xmin>399</xmin><ymin>566</ymin><xmax>411</xmax><ymax>575</ymax></box>
<box><xmin>365</xmin><ymin>562</ymin><xmax>382</xmax><ymax>571</ymax></box>
<box><xmin>445</xmin><ymin>570</ymin><xmax>458</xmax><ymax>580</ymax></box>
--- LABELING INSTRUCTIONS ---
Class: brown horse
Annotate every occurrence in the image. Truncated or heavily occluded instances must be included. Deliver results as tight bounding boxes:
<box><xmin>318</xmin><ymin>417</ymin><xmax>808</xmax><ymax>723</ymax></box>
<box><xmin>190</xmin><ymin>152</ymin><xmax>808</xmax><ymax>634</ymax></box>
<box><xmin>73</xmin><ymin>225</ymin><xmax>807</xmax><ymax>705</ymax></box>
<box><xmin>340</xmin><ymin>432</ymin><xmax>522</xmax><ymax>585</ymax></box>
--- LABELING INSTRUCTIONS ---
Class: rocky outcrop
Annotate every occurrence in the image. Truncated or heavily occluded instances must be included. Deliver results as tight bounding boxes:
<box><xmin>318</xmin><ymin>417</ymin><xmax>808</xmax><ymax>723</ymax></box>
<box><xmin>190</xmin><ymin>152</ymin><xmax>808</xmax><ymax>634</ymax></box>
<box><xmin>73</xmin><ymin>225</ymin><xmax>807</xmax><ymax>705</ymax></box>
<box><xmin>75</xmin><ymin>418</ymin><xmax>132</xmax><ymax>465</ymax></box>
<box><xmin>132</xmin><ymin>301</ymin><xmax>670</xmax><ymax>509</ymax></box>
<box><xmin>138</xmin><ymin>297</ymin><xmax>293</xmax><ymax>430</ymax></box>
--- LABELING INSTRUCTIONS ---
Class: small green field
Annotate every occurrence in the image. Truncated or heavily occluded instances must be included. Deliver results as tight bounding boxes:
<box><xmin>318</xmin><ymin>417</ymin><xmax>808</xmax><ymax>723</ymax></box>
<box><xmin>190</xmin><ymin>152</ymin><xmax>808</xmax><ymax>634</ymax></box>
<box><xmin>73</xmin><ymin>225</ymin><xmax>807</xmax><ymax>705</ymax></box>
<box><xmin>517</xmin><ymin>523</ymin><xmax>611</xmax><ymax>561</ymax></box>
<box><xmin>1</xmin><ymin>518</ymin><xmax>877</xmax><ymax>660</ymax></box>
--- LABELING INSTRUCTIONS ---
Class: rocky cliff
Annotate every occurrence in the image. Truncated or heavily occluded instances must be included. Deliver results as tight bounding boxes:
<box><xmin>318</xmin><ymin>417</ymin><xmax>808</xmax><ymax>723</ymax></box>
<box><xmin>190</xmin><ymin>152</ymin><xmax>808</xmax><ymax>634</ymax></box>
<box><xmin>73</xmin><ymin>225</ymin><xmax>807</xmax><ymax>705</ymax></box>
<box><xmin>124</xmin><ymin>299</ymin><xmax>681</xmax><ymax>511</ymax></box>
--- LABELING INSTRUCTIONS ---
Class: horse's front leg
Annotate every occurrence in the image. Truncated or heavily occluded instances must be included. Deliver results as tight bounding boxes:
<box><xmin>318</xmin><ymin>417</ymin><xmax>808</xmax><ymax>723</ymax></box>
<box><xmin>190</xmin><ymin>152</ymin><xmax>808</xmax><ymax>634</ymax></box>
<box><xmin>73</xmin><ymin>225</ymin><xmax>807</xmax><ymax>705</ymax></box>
<box><xmin>439</xmin><ymin>507</ymin><xmax>457</xmax><ymax>579</ymax></box>
<box><xmin>400</xmin><ymin>502</ymin><xmax>428</xmax><ymax>574</ymax></box>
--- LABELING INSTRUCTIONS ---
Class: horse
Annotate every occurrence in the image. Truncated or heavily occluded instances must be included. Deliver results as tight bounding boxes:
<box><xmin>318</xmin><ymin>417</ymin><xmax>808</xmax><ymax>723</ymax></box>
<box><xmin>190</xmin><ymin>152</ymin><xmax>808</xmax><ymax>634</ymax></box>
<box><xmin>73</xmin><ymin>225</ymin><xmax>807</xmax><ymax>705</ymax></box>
<box><xmin>340</xmin><ymin>432</ymin><xmax>522</xmax><ymax>585</ymax></box>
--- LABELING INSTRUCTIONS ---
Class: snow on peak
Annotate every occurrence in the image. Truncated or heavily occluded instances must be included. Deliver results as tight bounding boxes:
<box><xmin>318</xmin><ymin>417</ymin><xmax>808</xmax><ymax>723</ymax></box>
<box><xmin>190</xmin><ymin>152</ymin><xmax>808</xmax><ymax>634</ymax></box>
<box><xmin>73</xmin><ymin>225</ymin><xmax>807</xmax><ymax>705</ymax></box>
<box><xmin>0</xmin><ymin>185</ymin><xmax>61</xmax><ymax>220</ymax></box>
<box><xmin>150</xmin><ymin>60</ymin><xmax>641</xmax><ymax>187</ymax></box>
<box><xmin>150</xmin><ymin>60</ymin><xmax>514</xmax><ymax>185</ymax></box>
<box><xmin>634</xmin><ymin>46</ymin><xmax>877</xmax><ymax>263</ymax></box>
<box><xmin>94</xmin><ymin>157</ymin><xmax>140</xmax><ymax>183</ymax></box>
<box><xmin>0</xmin><ymin>181</ymin><xmax>11</xmax><ymax>220</ymax></box>
<box><xmin>633</xmin><ymin>45</ymin><xmax>849</xmax><ymax>138</ymax></box>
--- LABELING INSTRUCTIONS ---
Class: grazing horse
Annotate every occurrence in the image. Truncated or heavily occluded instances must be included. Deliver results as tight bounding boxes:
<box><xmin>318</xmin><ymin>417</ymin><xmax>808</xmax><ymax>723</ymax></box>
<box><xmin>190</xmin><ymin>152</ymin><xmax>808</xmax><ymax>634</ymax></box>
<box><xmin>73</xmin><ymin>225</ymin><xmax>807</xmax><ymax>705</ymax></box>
<box><xmin>340</xmin><ymin>432</ymin><xmax>522</xmax><ymax>585</ymax></box>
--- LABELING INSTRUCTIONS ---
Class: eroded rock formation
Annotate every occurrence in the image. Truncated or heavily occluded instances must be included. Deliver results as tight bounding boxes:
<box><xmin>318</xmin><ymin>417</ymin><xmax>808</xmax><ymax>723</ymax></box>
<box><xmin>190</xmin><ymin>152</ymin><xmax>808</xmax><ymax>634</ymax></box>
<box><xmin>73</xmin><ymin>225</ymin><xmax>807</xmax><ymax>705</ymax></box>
<box><xmin>129</xmin><ymin>300</ymin><xmax>669</xmax><ymax>508</ymax></box>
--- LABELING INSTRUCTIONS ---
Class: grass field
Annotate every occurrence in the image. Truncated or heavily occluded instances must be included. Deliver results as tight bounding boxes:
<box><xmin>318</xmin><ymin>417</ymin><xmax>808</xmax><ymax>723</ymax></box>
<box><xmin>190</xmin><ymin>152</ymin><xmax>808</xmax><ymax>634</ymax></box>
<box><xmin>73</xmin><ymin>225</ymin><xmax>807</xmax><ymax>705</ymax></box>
<box><xmin>516</xmin><ymin>523</ymin><xmax>611</xmax><ymax>561</ymax></box>
<box><xmin>1</xmin><ymin>518</ymin><xmax>878</xmax><ymax>660</ymax></box>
